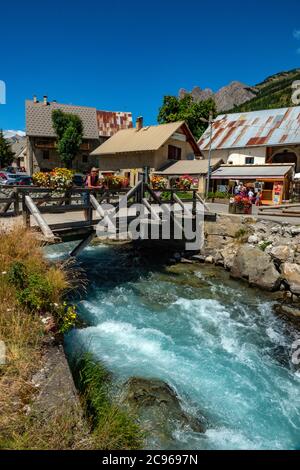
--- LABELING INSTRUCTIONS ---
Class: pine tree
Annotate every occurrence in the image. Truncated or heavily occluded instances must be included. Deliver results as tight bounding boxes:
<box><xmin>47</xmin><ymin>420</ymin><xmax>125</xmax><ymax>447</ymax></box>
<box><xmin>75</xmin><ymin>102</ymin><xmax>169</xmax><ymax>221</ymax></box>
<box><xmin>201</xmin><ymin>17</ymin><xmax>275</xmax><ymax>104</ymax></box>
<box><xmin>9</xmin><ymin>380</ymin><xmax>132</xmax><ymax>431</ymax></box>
<box><xmin>0</xmin><ymin>130</ymin><xmax>14</xmax><ymax>168</ymax></box>
<box><xmin>52</xmin><ymin>110</ymin><xmax>83</xmax><ymax>168</ymax></box>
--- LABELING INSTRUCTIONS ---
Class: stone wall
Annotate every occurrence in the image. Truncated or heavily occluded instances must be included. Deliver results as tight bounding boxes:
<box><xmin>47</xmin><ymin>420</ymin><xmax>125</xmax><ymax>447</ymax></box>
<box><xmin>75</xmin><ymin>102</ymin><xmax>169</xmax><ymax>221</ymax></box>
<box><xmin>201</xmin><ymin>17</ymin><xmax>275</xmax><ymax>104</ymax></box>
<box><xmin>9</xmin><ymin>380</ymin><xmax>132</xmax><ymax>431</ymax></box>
<box><xmin>200</xmin><ymin>214</ymin><xmax>300</xmax><ymax>295</ymax></box>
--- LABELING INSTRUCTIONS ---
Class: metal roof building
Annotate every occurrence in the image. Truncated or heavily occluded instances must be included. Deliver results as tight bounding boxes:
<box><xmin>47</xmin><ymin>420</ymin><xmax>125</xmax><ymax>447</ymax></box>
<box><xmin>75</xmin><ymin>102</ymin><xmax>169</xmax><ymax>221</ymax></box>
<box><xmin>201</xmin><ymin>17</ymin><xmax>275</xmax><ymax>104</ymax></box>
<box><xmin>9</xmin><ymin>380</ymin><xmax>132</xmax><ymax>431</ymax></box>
<box><xmin>198</xmin><ymin>106</ymin><xmax>300</xmax><ymax>151</ymax></box>
<box><xmin>211</xmin><ymin>163</ymin><xmax>294</xmax><ymax>179</ymax></box>
<box><xmin>96</xmin><ymin>110</ymin><xmax>133</xmax><ymax>137</ymax></box>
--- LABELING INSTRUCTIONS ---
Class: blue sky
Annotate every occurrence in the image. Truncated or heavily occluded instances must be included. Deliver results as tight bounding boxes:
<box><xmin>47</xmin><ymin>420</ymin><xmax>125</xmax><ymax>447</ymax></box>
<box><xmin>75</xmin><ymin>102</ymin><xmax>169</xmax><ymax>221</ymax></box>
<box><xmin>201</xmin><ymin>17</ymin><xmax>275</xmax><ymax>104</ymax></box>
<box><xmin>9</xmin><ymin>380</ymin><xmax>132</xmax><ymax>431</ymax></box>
<box><xmin>1</xmin><ymin>0</ymin><xmax>300</xmax><ymax>131</ymax></box>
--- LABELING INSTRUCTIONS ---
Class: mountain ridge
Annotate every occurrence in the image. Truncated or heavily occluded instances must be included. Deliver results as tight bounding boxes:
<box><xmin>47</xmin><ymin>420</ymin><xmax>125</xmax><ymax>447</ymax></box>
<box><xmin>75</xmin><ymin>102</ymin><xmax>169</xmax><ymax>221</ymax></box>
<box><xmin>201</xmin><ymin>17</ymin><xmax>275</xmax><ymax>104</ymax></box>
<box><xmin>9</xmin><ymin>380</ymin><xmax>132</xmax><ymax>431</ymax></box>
<box><xmin>179</xmin><ymin>69</ymin><xmax>300</xmax><ymax>114</ymax></box>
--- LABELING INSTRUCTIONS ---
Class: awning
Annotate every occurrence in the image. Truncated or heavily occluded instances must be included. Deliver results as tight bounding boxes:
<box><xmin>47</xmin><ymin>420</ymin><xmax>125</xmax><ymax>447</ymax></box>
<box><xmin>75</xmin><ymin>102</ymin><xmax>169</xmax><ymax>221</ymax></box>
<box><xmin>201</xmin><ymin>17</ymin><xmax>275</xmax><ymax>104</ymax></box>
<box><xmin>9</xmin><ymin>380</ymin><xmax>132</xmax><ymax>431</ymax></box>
<box><xmin>211</xmin><ymin>164</ymin><xmax>294</xmax><ymax>180</ymax></box>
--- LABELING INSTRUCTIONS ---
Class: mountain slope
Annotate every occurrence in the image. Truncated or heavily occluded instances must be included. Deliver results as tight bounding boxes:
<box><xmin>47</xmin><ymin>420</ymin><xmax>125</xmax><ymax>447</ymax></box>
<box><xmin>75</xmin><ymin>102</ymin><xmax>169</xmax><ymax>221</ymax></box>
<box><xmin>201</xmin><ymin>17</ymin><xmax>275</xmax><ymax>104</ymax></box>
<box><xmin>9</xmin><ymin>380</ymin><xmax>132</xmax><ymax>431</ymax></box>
<box><xmin>228</xmin><ymin>69</ymin><xmax>300</xmax><ymax>113</ymax></box>
<box><xmin>179</xmin><ymin>69</ymin><xmax>300</xmax><ymax>114</ymax></box>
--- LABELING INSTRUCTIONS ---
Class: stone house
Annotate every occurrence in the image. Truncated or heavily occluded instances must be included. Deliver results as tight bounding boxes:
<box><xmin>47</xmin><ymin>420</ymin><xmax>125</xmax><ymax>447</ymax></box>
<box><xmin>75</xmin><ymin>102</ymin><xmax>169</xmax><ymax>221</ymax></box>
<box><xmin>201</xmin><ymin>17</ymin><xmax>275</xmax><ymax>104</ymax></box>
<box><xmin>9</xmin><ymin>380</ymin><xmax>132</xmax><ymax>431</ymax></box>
<box><xmin>25</xmin><ymin>96</ymin><xmax>133</xmax><ymax>174</ymax></box>
<box><xmin>90</xmin><ymin>118</ymin><xmax>202</xmax><ymax>186</ymax></box>
<box><xmin>198</xmin><ymin>106</ymin><xmax>300</xmax><ymax>172</ymax></box>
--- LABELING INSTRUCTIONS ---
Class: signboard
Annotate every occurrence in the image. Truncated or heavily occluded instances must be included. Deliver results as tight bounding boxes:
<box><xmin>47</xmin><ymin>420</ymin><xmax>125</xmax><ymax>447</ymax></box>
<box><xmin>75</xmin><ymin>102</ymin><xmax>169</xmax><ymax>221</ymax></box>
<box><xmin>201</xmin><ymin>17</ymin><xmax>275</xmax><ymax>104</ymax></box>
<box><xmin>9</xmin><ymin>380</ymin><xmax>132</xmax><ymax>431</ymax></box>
<box><xmin>272</xmin><ymin>181</ymin><xmax>283</xmax><ymax>205</ymax></box>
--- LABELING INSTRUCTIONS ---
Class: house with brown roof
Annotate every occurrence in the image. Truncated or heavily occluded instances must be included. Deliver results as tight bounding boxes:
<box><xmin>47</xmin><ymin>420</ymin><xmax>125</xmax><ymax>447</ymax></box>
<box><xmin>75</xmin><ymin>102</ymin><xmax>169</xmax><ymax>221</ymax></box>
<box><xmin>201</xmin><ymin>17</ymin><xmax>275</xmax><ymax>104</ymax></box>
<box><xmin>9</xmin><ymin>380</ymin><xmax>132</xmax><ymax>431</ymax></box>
<box><xmin>91</xmin><ymin>117</ymin><xmax>201</xmax><ymax>186</ymax></box>
<box><xmin>198</xmin><ymin>106</ymin><xmax>300</xmax><ymax>172</ymax></box>
<box><xmin>25</xmin><ymin>96</ymin><xmax>133</xmax><ymax>174</ymax></box>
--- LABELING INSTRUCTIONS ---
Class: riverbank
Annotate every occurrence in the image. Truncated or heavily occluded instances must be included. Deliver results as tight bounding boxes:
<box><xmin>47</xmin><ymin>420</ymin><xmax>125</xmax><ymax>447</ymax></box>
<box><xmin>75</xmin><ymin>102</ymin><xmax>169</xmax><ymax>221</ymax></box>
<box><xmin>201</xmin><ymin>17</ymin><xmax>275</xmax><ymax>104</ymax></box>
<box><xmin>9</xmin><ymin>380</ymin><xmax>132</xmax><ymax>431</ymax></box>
<box><xmin>0</xmin><ymin>225</ymin><xmax>87</xmax><ymax>448</ymax></box>
<box><xmin>198</xmin><ymin>214</ymin><xmax>300</xmax><ymax>303</ymax></box>
<box><xmin>0</xmin><ymin>226</ymin><xmax>142</xmax><ymax>449</ymax></box>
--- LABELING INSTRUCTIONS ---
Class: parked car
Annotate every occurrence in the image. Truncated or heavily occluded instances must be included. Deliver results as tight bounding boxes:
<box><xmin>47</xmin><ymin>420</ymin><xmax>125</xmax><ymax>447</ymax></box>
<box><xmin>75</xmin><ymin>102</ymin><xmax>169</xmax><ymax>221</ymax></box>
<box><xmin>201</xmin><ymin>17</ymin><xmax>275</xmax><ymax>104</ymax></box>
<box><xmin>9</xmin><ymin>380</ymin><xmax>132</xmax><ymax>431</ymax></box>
<box><xmin>0</xmin><ymin>173</ymin><xmax>19</xmax><ymax>185</ymax></box>
<box><xmin>14</xmin><ymin>175</ymin><xmax>33</xmax><ymax>186</ymax></box>
<box><xmin>0</xmin><ymin>172</ymin><xmax>32</xmax><ymax>186</ymax></box>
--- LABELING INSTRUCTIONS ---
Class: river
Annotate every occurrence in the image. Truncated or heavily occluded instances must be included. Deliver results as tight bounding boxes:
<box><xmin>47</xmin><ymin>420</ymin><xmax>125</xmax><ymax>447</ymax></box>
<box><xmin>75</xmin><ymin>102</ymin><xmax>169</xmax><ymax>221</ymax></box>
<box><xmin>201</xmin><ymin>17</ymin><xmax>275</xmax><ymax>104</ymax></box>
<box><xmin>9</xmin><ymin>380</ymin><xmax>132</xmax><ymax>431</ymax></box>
<box><xmin>46</xmin><ymin>242</ymin><xmax>300</xmax><ymax>450</ymax></box>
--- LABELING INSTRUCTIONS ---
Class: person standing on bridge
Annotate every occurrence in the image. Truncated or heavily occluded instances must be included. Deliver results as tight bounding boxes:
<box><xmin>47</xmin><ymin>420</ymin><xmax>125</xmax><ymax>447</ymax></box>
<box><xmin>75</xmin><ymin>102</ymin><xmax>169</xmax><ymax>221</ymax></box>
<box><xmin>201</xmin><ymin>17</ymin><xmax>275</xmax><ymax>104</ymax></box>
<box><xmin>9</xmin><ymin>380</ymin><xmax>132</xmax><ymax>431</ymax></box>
<box><xmin>84</xmin><ymin>167</ymin><xmax>100</xmax><ymax>220</ymax></box>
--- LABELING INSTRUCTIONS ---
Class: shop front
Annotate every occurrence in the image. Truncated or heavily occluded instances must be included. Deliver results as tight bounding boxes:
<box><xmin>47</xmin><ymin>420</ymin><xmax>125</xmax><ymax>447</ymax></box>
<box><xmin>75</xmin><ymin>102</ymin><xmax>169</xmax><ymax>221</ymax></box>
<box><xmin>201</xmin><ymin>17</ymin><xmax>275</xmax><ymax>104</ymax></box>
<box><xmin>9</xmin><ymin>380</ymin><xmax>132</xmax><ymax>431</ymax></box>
<box><xmin>210</xmin><ymin>164</ymin><xmax>295</xmax><ymax>206</ymax></box>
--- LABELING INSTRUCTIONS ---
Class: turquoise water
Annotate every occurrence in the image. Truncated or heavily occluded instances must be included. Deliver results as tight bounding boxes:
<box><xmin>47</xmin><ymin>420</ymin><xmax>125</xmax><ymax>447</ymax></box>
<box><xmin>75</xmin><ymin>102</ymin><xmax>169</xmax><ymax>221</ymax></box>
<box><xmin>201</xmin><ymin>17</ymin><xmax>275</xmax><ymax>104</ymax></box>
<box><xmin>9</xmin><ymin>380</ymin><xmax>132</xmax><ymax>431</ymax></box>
<box><xmin>46</xmin><ymin>243</ymin><xmax>300</xmax><ymax>450</ymax></box>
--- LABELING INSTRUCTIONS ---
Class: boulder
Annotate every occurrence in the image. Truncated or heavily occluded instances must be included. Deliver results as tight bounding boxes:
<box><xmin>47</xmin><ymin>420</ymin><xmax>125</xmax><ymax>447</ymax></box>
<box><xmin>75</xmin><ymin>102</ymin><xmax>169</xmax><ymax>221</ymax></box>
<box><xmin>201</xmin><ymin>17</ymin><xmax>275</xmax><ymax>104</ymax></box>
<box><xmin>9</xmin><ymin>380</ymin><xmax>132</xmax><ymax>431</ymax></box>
<box><xmin>230</xmin><ymin>245</ymin><xmax>281</xmax><ymax>291</ymax></box>
<box><xmin>180</xmin><ymin>258</ymin><xmax>194</xmax><ymax>264</ymax></box>
<box><xmin>219</xmin><ymin>243</ymin><xmax>239</xmax><ymax>270</ymax></box>
<box><xmin>120</xmin><ymin>377</ymin><xmax>205</xmax><ymax>447</ymax></box>
<box><xmin>270</xmin><ymin>245</ymin><xmax>294</xmax><ymax>264</ymax></box>
<box><xmin>281</xmin><ymin>263</ymin><xmax>300</xmax><ymax>295</ymax></box>
<box><xmin>205</xmin><ymin>217</ymin><xmax>246</xmax><ymax>238</ymax></box>
<box><xmin>191</xmin><ymin>254</ymin><xmax>206</xmax><ymax>263</ymax></box>
<box><xmin>275</xmin><ymin>304</ymin><xmax>300</xmax><ymax>318</ymax></box>
<box><xmin>205</xmin><ymin>255</ymin><xmax>214</xmax><ymax>264</ymax></box>
<box><xmin>248</xmin><ymin>234</ymin><xmax>259</xmax><ymax>244</ymax></box>
<box><xmin>270</xmin><ymin>226</ymin><xmax>281</xmax><ymax>234</ymax></box>
<box><xmin>291</xmin><ymin>227</ymin><xmax>300</xmax><ymax>236</ymax></box>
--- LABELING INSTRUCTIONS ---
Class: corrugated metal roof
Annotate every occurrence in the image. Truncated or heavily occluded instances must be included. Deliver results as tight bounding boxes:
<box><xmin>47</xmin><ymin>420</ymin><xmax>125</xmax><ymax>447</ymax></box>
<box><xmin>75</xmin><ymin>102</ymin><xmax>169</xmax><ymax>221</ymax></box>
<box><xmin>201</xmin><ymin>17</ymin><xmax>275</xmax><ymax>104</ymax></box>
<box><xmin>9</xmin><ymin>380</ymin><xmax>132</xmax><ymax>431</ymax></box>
<box><xmin>154</xmin><ymin>157</ymin><xmax>223</xmax><ymax>175</ymax></box>
<box><xmin>91</xmin><ymin>121</ymin><xmax>201</xmax><ymax>156</ymax></box>
<box><xmin>96</xmin><ymin>110</ymin><xmax>133</xmax><ymax>137</ymax></box>
<box><xmin>26</xmin><ymin>100</ymin><xmax>99</xmax><ymax>139</ymax></box>
<box><xmin>198</xmin><ymin>106</ymin><xmax>300</xmax><ymax>151</ymax></box>
<box><xmin>211</xmin><ymin>164</ymin><xmax>294</xmax><ymax>179</ymax></box>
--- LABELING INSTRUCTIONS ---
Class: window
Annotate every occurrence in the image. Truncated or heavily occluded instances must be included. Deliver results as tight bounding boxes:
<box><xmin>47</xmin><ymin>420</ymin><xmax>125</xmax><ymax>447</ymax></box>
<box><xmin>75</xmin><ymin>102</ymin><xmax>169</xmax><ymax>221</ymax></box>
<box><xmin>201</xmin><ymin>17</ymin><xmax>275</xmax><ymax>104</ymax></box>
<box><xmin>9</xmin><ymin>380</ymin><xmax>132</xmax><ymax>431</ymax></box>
<box><xmin>245</xmin><ymin>157</ymin><xmax>254</xmax><ymax>164</ymax></box>
<box><xmin>82</xmin><ymin>155</ymin><xmax>88</xmax><ymax>163</ymax></box>
<box><xmin>168</xmin><ymin>145</ymin><xmax>182</xmax><ymax>160</ymax></box>
<box><xmin>42</xmin><ymin>150</ymin><xmax>49</xmax><ymax>160</ymax></box>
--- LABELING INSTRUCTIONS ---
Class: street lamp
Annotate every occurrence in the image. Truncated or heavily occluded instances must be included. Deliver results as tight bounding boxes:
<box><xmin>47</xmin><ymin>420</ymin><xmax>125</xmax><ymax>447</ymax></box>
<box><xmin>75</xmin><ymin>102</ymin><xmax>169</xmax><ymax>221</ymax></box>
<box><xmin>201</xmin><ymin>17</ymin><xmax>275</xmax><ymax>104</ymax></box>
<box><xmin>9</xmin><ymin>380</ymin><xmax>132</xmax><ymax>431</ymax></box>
<box><xmin>199</xmin><ymin>111</ymin><xmax>214</xmax><ymax>199</ymax></box>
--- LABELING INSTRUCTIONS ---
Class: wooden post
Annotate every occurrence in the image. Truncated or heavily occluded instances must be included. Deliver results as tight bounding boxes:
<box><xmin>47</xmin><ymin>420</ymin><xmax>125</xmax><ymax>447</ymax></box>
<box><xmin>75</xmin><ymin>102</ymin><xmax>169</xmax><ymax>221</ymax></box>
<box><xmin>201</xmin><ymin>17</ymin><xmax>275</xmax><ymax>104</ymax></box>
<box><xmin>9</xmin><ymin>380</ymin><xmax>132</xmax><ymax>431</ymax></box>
<box><xmin>24</xmin><ymin>195</ymin><xmax>55</xmax><ymax>240</ymax></box>
<box><xmin>86</xmin><ymin>191</ymin><xmax>93</xmax><ymax>224</ymax></box>
<box><xmin>13</xmin><ymin>188</ymin><xmax>20</xmax><ymax>216</ymax></box>
<box><xmin>22</xmin><ymin>192</ymin><xmax>30</xmax><ymax>228</ymax></box>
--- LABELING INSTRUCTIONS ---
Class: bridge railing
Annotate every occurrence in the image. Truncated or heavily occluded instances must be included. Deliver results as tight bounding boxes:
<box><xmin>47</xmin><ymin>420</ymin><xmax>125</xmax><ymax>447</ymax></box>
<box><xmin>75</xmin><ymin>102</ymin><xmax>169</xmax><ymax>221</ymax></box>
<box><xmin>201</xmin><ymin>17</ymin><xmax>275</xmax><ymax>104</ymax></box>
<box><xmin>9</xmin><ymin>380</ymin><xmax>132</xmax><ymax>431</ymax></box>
<box><xmin>0</xmin><ymin>185</ymin><xmax>134</xmax><ymax>218</ymax></box>
<box><xmin>13</xmin><ymin>183</ymin><xmax>145</xmax><ymax>240</ymax></box>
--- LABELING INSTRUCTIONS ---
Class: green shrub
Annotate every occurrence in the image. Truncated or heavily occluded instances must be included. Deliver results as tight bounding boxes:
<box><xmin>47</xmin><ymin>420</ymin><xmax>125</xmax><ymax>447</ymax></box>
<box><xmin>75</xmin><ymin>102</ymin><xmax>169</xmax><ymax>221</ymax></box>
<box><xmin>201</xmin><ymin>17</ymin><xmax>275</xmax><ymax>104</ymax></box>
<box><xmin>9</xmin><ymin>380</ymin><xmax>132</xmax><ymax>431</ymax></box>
<box><xmin>16</xmin><ymin>273</ymin><xmax>53</xmax><ymax>312</ymax></box>
<box><xmin>7</xmin><ymin>262</ymin><xmax>27</xmax><ymax>290</ymax></box>
<box><xmin>74</xmin><ymin>353</ymin><xmax>143</xmax><ymax>449</ymax></box>
<box><xmin>234</xmin><ymin>228</ymin><xmax>248</xmax><ymax>239</ymax></box>
<box><xmin>55</xmin><ymin>303</ymin><xmax>77</xmax><ymax>334</ymax></box>
<box><xmin>258</xmin><ymin>240</ymin><xmax>272</xmax><ymax>251</ymax></box>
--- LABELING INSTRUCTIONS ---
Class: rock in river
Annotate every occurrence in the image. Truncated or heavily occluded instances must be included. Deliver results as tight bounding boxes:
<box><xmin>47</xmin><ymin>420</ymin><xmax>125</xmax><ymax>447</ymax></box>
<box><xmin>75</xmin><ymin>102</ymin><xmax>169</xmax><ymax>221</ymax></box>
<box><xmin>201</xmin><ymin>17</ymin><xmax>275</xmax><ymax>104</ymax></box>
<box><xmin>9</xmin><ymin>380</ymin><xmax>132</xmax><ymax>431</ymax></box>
<box><xmin>270</xmin><ymin>245</ymin><xmax>294</xmax><ymax>264</ymax></box>
<box><xmin>230</xmin><ymin>245</ymin><xmax>281</xmax><ymax>291</ymax></box>
<box><xmin>120</xmin><ymin>377</ymin><xmax>205</xmax><ymax>447</ymax></box>
<box><xmin>282</xmin><ymin>263</ymin><xmax>300</xmax><ymax>295</ymax></box>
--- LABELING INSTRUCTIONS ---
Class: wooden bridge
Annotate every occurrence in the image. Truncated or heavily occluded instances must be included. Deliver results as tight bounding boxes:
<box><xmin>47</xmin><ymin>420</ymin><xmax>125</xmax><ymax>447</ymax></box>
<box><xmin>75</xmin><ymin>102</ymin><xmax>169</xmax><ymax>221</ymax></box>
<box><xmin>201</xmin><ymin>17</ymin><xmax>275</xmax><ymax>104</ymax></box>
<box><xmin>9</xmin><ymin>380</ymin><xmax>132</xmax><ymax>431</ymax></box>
<box><xmin>0</xmin><ymin>183</ymin><xmax>216</xmax><ymax>256</ymax></box>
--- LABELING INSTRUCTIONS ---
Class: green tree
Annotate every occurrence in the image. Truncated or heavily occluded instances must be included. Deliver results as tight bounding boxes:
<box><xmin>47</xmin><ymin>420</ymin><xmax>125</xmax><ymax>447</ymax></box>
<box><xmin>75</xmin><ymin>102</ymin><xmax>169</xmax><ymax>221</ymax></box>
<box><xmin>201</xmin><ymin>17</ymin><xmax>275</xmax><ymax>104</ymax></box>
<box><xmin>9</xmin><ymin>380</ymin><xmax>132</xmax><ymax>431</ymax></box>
<box><xmin>0</xmin><ymin>130</ymin><xmax>14</xmax><ymax>168</ymax></box>
<box><xmin>157</xmin><ymin>95</ymin><xmax>216</xmax><ymax>140</ymax></box>
<box><xmin>52</xmin><ymin>110</ymin><xmax>83</xmax><ymax>168</ymax></box>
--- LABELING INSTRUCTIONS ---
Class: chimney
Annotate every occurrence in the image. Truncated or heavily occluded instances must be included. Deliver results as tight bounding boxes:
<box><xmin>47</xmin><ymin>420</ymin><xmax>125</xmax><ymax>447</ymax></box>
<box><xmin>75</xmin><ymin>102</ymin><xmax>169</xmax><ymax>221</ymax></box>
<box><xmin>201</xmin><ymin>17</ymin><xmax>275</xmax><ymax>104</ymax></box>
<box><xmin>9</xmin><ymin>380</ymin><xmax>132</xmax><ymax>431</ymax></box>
<box><xmin>43</xmin><ymin>95</ymin><xmax>48</xmax><ymax>106</ymax></box>
<box><xmin>136</xmin><ymin>116</ymin><xmax>143</xmax><ymax>131</ymax></box>
<box><xmin>33</xmin><ymin>95</ymin><xmax>38</xmax><ymax>103</ymax></box>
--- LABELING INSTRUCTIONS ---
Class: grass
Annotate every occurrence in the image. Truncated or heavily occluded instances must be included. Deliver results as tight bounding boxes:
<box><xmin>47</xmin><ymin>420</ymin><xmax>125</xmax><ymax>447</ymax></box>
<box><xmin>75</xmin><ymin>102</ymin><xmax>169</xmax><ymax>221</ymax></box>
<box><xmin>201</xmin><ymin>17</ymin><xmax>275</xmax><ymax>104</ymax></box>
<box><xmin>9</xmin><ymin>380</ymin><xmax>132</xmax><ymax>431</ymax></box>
<box><xmin>73</xmin><ymin>353</ymin><xmax>143</xmax><ymax>450</ymax></box>
<box><xmin>234</xmin><ymin>227</ymin><xmax>249</xmax><ymax>241</ymax></box>
<box><xmin>0</xmin><ymin>225</ymin><xmax>74</xmax><ymax>448</ymax></box>
<box><xmin>258</xmin><ymin>240</ymin><xmax>273</xmax><ymax>252</ymax></box>
<box><xmin>0</xmin><ymin>225</ymin><xmax>142</xmax><ymax>449</ymax></box>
